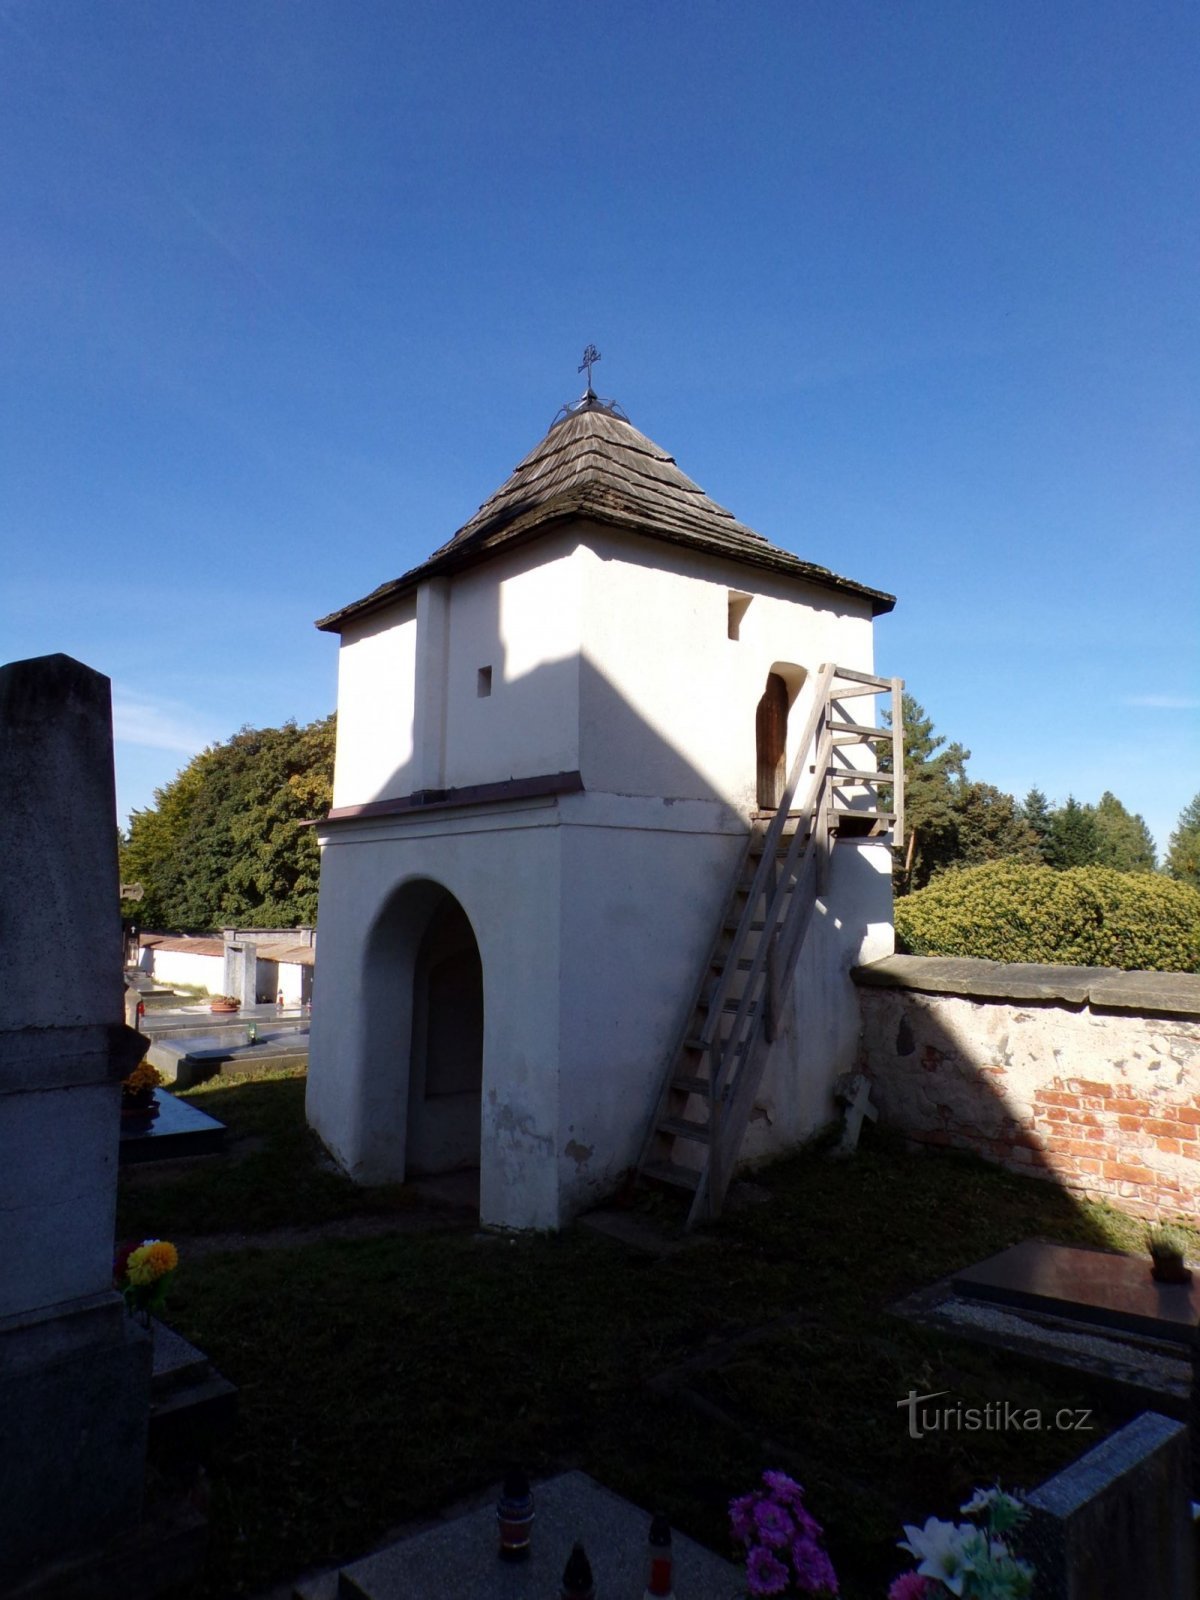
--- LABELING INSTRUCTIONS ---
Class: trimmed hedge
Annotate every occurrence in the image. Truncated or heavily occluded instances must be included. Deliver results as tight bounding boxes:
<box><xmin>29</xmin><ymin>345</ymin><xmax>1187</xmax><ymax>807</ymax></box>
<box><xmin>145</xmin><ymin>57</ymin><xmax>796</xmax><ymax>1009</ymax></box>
<box><xmin>894</xmin><ymin>861</ymin><xmax>1200</xmax><ymax>973</ymax></box>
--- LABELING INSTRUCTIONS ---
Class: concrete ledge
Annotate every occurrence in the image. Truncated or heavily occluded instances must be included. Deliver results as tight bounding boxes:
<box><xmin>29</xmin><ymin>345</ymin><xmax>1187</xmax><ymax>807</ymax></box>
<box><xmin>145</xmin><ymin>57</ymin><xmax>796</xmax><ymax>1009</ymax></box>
<box><xmin>853</xmin><ymin>955</ymin><xmax>1200</xmax><ymax>1019</ymax></box>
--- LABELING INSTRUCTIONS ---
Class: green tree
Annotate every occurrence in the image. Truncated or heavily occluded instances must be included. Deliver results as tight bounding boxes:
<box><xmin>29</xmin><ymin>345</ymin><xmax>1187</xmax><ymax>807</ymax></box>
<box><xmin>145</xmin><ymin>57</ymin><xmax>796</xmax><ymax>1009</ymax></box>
<box><xmin>1092</xmin><ymin>791</ymin><xmax>1157</xmax><ymax>873</ymax></box>
<box><xmin>1166</xmin><ymin>791</ymin><xmax>1200</xmax><ymax>889</ymax></box>
<box><xmin>882</xmin><ymin>694</ymin><xmax>969</xmax><ymax>893</ymax></box>
<box><xmin>1046</xmin><ymin>795</ymin><xmax>1100</xmax><ymax>870</ymax></box>
<box><xmin>120</xmin><ymin>714</ymin><xmax>335</xmax><ymax>931</ymax></box>
<box><xmin>1019</xmin><ymin>787</ymin><xmax>1054</xmax><ymax>863</ymax></box>
<box><xmin>954</xmin><ymin>782</ymin><xmax>1041</xmax><ymax>869</ymax></box>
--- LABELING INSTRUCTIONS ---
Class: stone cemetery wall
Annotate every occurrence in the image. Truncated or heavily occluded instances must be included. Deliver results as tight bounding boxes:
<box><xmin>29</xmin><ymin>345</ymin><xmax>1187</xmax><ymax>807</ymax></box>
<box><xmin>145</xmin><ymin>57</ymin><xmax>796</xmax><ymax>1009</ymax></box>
<box><xmin>855</xmin><ymin>955</ymin><xmax>1200</xmax><ymax>1222</ymax></box>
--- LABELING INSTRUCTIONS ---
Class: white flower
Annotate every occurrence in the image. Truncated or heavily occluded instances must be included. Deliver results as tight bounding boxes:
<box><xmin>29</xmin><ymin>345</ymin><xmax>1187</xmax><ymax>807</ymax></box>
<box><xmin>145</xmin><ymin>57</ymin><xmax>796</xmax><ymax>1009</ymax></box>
<box><xmin>961</xmin><ymin>1486</ymin><xmax>1024</xmax><ymax>1522</ymax></box>
<box><xmin>898</xmin><ymin>1517</ymin><xmax>977</xmax><ymax>1597</ymax></box>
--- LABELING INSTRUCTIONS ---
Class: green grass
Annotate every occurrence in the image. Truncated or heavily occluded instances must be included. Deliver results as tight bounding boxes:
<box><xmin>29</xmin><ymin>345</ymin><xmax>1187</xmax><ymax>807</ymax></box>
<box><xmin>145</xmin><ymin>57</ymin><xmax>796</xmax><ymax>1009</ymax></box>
<box><xmin>125</xmin><ymin>1076</ymin><xmax>1159</xmax><ymax>1598</ymax></box>
<box><xmin>117</xmin><ymin>1071</ymin><xmax>416</xmax><ymax>1239</ymax></box>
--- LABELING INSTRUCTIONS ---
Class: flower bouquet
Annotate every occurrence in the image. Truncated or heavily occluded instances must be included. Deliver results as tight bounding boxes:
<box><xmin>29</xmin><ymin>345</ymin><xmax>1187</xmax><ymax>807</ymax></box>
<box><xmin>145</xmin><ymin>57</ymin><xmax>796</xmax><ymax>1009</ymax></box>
<box><xmin>730</xmin><ymin>1470</ymin><xmax>839</xmax><ymax>1595</ymax></box>
<box><xmin>889</xmin><ymin>1487</ymin><xmax>1033</xmax><ymax>1599</ymax></box>
<box><xmin>114</xmin><ymin>1238</ymin><xmax>179</xmax><ymax>1324</ymax></box>
<box><xmin>121</xmin><ymin>1057</ymin><xmax>163</xmax><ymax>1127</ymax></box>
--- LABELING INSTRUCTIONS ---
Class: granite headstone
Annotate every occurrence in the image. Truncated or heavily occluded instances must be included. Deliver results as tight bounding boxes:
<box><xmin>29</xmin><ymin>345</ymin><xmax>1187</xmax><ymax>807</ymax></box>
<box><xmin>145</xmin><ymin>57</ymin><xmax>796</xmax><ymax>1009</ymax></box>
<box><xmin>0</xmin><ymin>654</ymin><xmax>152</xmax><ymax>1588</ymax></box>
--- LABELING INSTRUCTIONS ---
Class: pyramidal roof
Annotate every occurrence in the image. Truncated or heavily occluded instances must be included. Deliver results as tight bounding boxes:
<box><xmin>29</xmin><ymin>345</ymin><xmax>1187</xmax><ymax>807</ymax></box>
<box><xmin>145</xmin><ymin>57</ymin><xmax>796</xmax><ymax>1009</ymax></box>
<box><xmin>316</xmin><ymin>398</ymin><xmax>894</xmax><ymax>632</ymax></box>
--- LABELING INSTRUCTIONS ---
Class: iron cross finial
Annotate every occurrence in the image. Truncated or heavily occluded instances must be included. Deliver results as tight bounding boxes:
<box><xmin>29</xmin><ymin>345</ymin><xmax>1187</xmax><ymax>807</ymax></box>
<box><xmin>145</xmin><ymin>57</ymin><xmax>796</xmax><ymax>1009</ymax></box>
<box><xmin>578</xmin><ymin>344</ymin><xmax>601</xmax><ymax>390</ymax></box>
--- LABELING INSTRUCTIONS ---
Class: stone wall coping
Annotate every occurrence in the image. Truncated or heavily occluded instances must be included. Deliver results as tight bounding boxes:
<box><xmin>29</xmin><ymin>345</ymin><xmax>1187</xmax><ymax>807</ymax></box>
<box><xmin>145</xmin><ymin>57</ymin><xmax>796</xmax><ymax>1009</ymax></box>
<box><xmin>852</xmin><ymin>954</ymin><xmax>1200</xmax><ymax>1019</ymax></box>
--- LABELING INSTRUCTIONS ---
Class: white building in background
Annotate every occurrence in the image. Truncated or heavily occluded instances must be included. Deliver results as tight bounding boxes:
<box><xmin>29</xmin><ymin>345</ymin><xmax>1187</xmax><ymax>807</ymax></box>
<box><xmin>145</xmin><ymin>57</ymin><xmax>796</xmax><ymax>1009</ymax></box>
<box><xmin>306</xmin><ymin>387</ymin><xmax>897</xmax><ymax>1229</ymax></box>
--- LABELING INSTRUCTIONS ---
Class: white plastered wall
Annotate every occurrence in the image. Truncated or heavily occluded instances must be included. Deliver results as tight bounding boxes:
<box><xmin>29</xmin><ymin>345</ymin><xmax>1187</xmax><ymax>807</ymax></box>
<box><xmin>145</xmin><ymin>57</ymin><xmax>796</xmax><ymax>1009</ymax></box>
<box><xmin>142</xmin><ymin>947</ymin><xmax>224</xmax><ymax>993</ymax></box>
<box><xmin>332</xmin><ymin>596</ymin><xmax>418</xmax><ymax>807</ymax></box>
<box><xmin>552</xmin><ymin>793</ymin><xmax>743</xmax><ymax>1214</ymax></box>
<box><xmin>576</xmin><ymin>527</ymin><xmax>877</xmax><ymax>810</ymax></box>
<box><xmin>441</xmin><ymin>537</ymin><xmax>582</xmax><ymax>789</ymax></box>
<box><xmin>307</xmin><ymin>800</ymin><xmax>564</xmax><ymax>1230</ymax></box>
<box><xmin>331</xmin><ymin>537</ymin><xmax>584</xmax><ymax>811</ymax></box>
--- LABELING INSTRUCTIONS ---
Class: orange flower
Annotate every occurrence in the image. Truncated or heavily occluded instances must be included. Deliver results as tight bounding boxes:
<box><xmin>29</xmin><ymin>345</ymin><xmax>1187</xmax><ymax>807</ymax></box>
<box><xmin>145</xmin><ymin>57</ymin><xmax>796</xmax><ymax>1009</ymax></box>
<box><xmin>123</xmin><ymin>1058</ymin><xmax>162</xmax><ymax>1095</ymax></box>
<box><xmin>126</xmin><ymin>1239</ymin><xmax>178</xmax><ymax>1286</ymax></box>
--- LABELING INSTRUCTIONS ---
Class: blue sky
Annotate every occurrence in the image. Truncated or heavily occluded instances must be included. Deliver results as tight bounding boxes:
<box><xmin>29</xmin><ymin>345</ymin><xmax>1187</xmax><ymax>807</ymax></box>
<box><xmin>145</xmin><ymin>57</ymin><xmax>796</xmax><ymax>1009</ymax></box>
<box><xmin>2</xmin><ymin>1</ymin><xmax>1196</xmax><ymax>854</ymax></box>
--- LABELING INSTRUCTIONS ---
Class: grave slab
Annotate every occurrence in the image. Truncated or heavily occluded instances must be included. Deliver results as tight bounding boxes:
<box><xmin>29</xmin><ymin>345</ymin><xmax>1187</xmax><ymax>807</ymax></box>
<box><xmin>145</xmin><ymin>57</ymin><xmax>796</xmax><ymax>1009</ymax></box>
<box><xmin>148</xmin><ymin>1028</ymin><xmax>309</xmax><ymax>1088</ymax></box>
<box><xmin>149</xmin><ymin>1319</ymin><xmax>237</xmax><ymax>1460</ymax></box>
<box><xmin>954</xmin><ymin>1239</ymin><xmax>1200</xmax><ymax>1345</ymax></box>
<box><xmin>329</xmin><ymin>1470</ymin><xmax>741</xmax><ymax>1600</ymax></box>
<box><xmin>119</xmin><ymin>1088</ymin><xmax>226</xmax><ymax>1165</ymax></box>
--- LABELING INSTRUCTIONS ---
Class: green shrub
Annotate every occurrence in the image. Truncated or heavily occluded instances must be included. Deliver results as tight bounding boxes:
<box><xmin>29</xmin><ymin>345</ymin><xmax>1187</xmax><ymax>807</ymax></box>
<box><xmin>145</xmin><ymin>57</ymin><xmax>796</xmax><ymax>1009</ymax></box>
<box><xmin>894</xmin><ymin>861</ymin><xmax>1200</xmax><ymax>972</ymax></box>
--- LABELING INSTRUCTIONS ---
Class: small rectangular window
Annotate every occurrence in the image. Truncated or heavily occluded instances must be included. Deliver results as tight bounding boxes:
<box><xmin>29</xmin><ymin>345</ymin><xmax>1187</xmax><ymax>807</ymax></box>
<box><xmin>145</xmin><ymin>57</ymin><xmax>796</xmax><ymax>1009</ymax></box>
<box><xmin>477</xmin><ymin>666</ymin><xmax>492</xmax><ymax>698</ymax></box>
<box><xmin>728</xmin><ymin>592</ymin><xmax>752</xmax><ymax>641</ymax></box>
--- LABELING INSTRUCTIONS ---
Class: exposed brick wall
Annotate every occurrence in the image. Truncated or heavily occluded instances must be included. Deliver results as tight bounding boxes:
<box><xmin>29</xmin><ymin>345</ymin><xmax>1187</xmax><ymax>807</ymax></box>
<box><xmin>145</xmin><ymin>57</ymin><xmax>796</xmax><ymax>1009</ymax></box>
<box><xmin>855</xmin><ymin>959</ymin><xmax>1200</xmax><ymax>1222</ymax></box>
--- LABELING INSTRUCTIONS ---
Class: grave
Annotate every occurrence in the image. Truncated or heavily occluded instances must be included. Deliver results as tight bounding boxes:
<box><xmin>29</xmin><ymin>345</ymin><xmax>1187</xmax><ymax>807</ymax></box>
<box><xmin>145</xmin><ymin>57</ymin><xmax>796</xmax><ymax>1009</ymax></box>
<box><xmin>145</xmin><ymin>1004</ymin><xmax>310</xmax><ymax>1081</ymax></box>
<box><xmin>119</xmin><ymin>1087</ymin><xmax>227</xmax><ymax>1164</ymax></box>
<box><xmin>296</xmin><ymin>1470</ymin><xmax>740</xmax><ymax>1600</ymax></box>
<box><xmin>955</xmin><ymin>1239</ymin><xmax>1200</xmax><ymax>1346</ymax></box>
<box><xmin>147</xmin><ymin>1019</ymin><xmax>309</xmax><ymax>1087</ymax></box>
<box><xmin>0</xmin><ymin>653</ymin><xmax>203</xmax><ymax>1594</ymax></box>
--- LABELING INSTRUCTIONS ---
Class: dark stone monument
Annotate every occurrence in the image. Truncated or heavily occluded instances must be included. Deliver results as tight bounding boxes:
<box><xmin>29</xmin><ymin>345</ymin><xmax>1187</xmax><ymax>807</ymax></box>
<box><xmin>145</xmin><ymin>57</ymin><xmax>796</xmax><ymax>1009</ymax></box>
<box><xmin>1025</xmin><ymin>1411</ymin><xmax>1193</xmax><ymax>1598</ymax></box>
<box><xmin>0</xmin><ymin>655</ymin><xmax>152</xmax><ymax>1588</ymax></box>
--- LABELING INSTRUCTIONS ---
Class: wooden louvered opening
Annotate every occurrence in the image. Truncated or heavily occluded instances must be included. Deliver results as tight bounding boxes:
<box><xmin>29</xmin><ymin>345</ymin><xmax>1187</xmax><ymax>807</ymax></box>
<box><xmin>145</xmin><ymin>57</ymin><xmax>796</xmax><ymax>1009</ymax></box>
<box><xmin>755</xmin><ymin>671</ymin><xmax>789</xmax><ymax>810</ymax></box>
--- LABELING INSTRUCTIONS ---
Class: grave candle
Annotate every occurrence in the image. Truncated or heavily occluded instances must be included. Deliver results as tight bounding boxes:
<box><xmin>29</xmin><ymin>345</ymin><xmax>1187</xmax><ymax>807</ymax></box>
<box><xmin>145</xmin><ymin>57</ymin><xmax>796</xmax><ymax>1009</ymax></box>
<box><xmin>496</xmin><ymin>1467</ymin><xmax>534</xmax><ymax>1561</ymax></box>
<box><xmin>642</xmin><ymin>1513</ymin><xmax>674</xmax><ymax>1599</ymax></box>
<box><xmin>559</xmin><ymin>1540</ymin><xmax>595</xmax><ymax>1599</ymax></box>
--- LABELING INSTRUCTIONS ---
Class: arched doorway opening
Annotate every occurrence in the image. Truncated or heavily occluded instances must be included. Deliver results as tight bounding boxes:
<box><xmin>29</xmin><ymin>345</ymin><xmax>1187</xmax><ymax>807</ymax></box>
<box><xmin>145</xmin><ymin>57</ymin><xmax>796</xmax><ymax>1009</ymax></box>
<box><xmin>755</xmin><ymin>665</ymin><xmax>808</xmax><ymax>810</ymax></box>
<box><xmin>360</xmin><ymin>879</ymin><xmax>483</xmax><ymax>1184</ymax></box>
<box><xmin>756</xmin><ymin>673</ymin><xmax>789</xmax><ymax>809</ymax></box>
<box><xmin>406</xmin><ymin>894</ymin><xmax>484</xmax><ymax>1175</ymax></box>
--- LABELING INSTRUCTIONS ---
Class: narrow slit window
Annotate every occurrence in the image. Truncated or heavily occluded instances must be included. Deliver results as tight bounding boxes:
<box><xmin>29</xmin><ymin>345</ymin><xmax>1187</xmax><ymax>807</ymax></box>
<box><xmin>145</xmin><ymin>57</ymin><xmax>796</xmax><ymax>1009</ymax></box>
<box><xmin>728</xmin><ymin>592</ymin><xmax>752</xmax><ymax>641</ymax></box>
<box><xmin>477</xmin><ymin>666</ymin><xmax>492</xmax><ymax>698</ymax></box>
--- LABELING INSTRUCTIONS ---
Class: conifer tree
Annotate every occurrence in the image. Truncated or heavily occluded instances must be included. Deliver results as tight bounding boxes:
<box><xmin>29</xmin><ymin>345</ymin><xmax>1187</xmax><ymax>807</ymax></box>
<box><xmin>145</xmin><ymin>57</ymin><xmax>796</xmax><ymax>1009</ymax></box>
<box><xmin>1019</xmin><ymin>787</ymin><xmax>1054</xmax><ymax>863</ymax></box>
<box><xmin>1092</xmin><ymin>791</ymin><xmax>1156</xmax><ymax>873</ymax></box>
<box><xmin>1046</xmin><ymin>795</ymin><xmax>1100</xmax><ymax>870</ymax></box>
<box><xmin>1166</xmin><ymin>791</ymin><xmax>1200</xmax><ymax>889</ymax></box>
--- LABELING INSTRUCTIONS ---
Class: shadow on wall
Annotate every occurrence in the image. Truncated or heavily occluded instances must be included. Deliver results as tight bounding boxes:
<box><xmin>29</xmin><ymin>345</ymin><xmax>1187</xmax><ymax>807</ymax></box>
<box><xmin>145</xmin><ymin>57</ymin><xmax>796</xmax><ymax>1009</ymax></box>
<box><xmin>857</xmin><ymin>964</ymin><xmax>1200</xmax><ymax>1227</ymax></box>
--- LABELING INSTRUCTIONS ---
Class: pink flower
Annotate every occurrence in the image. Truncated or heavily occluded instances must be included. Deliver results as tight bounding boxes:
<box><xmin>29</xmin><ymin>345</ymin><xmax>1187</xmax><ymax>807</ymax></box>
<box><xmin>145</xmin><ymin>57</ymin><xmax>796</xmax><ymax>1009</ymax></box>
<box><xmin>791</xmin><ymin>1536</ymin><xmax>839</xmax><ymax>1594</ymax></box>
<box><xmin>763</xmin><ymin>1469</ymin><xmax>806</xmax><ymax>1504</ymax></box>
<box><xmin>747</xmin><ymin>1546</ymin><xmax>790</xmax><ymax>1596</ymax></box>
<box><xmin>753</xmin><ymin>1498</ymin><xmax>795</xmax><ymax>1549</ymax></box>
<box><xmin>730</xmin><ymin>1492</ymin><xmax>759</xmax><ymax>1542</ymax></box>
<box><xmin>888</xmin><ymin>1573</ymin><xmax>936</xmax><ymax>1600</ymax></box>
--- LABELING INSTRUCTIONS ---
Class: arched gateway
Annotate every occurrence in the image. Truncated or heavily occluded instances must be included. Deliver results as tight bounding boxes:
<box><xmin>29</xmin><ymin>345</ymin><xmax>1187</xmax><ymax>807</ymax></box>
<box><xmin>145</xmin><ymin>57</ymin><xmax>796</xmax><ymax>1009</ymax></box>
<box><xmin>359</xmin><ymin>880</ymin><xmax>482</xmax><ymax>1182</ymax></box>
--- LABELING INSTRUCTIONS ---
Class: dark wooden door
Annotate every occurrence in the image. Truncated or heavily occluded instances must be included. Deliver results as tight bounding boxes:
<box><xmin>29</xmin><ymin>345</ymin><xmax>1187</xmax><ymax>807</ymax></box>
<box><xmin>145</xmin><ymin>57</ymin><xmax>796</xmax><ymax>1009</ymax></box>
<box><xmin>756</xmin><ymin>673</ymin><xmax>788</xmax><ymax>809</ymax></box>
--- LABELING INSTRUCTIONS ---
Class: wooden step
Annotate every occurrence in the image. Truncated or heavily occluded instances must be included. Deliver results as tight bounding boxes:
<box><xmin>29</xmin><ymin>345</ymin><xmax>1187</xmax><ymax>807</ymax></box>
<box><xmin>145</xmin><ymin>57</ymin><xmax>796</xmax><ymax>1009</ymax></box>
<box><xmin>748</xmin><ymin>835</ymin><xmax>809</xmax><ymax>859</ymax></box>
<box><xmin>695</xmin><ymin>995</ymin><xmax>760</xmax><ymax>1016</ymax></box>
<box><xmin>722</xmin><ymin>916</ymin><xmax>768</xmax><ymax>933</ymax></box>
<box><xmin>642</xmin><ymin>1160</ymin><xmax>701</xmax><ymax>1192</ymax></box>
<box><xmin>657</xmin><ymin>1116</ymin><xmax>711</xmax><ymax>1143</ymax></box>
<box><xmin>827</xmin><ymin>719</ymin><xmax>888</xmax><ymax>740</ymax></box>
<box><xmin>827</xmin><ymin>769</ymin><xmax>893</xmax><ymax>784</ymax></box>
<box><xmin>671</xmin><ymin>1074</ymin><xmax>712</xmax><ymax>1096</ymax></box>
<box><xmin>684</xmin><ymin>1034</ymin><xmax>747</xmax><ymax>1055</ymax></box>
<box><xmin>708</xmin><ymin>955</ymin><xmax>753</xmax><ymax>972</ymax></box>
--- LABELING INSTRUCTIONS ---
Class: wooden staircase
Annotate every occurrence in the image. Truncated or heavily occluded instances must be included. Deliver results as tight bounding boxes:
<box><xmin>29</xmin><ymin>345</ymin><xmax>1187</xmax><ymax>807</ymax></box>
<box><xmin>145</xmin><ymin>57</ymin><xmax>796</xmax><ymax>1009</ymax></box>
<box><xmin>635</xmin><ymin>663</ymin><xmax>904</xmax><ymax>1228</ymax></box>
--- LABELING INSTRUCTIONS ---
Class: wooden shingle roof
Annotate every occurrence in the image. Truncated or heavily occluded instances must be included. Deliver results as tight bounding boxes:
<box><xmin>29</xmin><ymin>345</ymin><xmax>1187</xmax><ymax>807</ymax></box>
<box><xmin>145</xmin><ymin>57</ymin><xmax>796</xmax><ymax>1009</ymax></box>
<box><xmin>316</xmin><ymin>401</ymin><xmax>894</xmax><ymax>632</ymax></box>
